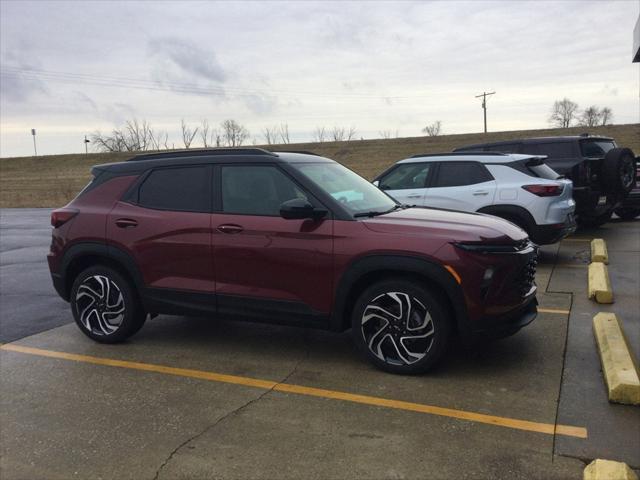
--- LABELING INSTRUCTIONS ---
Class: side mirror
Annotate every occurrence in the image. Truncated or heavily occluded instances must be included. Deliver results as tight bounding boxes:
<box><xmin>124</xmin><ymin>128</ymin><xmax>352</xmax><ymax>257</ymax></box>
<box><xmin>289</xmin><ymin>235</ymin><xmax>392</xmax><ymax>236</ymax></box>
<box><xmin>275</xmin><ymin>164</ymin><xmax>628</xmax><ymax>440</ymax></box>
<box><xmin>280</xmin><ymin>198</ymin><xmax>327</xmax><ymax>220</ymax></box>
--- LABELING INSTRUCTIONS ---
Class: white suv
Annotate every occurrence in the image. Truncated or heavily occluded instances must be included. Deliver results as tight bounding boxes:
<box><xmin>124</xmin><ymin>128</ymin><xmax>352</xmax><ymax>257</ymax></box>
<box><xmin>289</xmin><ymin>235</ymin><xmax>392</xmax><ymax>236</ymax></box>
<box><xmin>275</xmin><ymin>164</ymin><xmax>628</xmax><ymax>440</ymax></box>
<box><xmin>373</xmin><ymin>153</ymin><xmax>576</xmax><ymax>245</ymax></box>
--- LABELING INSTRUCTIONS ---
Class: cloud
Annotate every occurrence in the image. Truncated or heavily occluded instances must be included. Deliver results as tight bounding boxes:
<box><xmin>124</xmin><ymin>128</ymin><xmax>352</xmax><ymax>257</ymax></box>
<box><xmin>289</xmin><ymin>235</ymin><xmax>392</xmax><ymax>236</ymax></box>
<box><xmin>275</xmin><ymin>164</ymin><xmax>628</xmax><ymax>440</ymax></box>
<box><xmin>148</xmin><ymin>36</ymin><xmax>227</xmax><ymax>94</ymax></box>
<box><xmin>0</xmin><ymin>50</ymin><xmax>48</xmax><ymax>102</ymax></box>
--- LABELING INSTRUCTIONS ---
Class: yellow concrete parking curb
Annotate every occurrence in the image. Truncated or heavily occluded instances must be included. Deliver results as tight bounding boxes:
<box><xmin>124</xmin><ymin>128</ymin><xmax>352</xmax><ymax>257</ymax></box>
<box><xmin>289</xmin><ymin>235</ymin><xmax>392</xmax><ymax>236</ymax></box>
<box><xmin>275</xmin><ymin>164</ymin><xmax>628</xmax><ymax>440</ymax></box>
<box><xmin>590</xmin><ymin>239</ymin><xmax>609</xmax><ymax>264</ymax></box>
<box><xmin>583</xmin><ymin>459</ymin><xmax>638</xmax><ymax>480</ymax></box>
<box><xmin>593</xmin><ymin>313</ymin><xmax>640</xmax><ymax>405</ymax></box>
<box><xmin>588</xmin><ymin>262</ymin><xmax>614</xmax><ymax>304</ymax></box>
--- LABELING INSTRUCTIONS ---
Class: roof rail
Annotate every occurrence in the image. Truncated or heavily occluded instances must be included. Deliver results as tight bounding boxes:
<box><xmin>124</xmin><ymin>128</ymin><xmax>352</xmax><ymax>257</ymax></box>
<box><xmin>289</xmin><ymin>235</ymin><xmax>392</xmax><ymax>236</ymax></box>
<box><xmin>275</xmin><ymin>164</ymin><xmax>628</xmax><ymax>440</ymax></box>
<box><xmin>273</xmin><ymin>150</ymin><xmax>322</xmax><ymax>156</ymax></box>
<box><xmin>409</xmin><ymin>152</ymin><xmax>507</xmax><ymax>159</ymax></box>
<box><xmin>129</xmin><ymin>148</ymin><xmax>278</xmax><ymax>162</ymax></box>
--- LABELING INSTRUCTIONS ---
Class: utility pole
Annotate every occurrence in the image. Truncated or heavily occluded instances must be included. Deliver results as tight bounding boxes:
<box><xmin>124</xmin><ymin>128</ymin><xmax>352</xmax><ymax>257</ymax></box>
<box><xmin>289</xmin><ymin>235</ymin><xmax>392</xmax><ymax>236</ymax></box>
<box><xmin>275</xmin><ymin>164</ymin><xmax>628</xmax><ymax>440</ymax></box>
<box><xmin>475</xmin><ymin>91</ymin><xmax>495</xmax><ymax>133</ymax></box>
<box><xmin>31</xmin><ymin>128</ymin><xmax>37</xmax><ymax>156</ymax></box>
<box><xmin>84</xmin><ymin>135</ymin><xmax>90</xmax><ymax>155</ymax></box>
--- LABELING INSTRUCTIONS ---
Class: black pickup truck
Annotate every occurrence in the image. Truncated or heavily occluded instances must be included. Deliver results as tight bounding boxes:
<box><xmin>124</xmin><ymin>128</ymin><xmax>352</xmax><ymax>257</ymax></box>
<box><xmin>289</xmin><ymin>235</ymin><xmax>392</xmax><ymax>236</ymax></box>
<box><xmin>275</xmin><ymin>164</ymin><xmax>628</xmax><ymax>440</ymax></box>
<box><xmin>454</xmin><ymin>135</ymin><xmax>637</xmax><ymax>227</ymax></box>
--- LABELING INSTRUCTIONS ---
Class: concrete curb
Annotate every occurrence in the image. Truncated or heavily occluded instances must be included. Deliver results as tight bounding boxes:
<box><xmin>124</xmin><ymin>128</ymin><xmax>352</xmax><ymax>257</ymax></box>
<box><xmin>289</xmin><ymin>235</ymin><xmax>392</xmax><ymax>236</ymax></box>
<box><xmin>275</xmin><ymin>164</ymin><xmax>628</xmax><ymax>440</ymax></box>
<box><xmin>588</xmin><ymin>262</ymin><xmax>614</xmax><ymax>304</ymax></box>
<box><xmin>592</xmin><ymin>313</ymin><xmax>640</xmax><ymax>405</ymax></box>
<box><xmin>591</xmin><ymin>238</ymin><xmax>609</xmax><ymax>264</ymax></box>
<box><xmin>583</xmin><ymin>459</ymin><xmax>638</xmax><ymax>480</ymax></box>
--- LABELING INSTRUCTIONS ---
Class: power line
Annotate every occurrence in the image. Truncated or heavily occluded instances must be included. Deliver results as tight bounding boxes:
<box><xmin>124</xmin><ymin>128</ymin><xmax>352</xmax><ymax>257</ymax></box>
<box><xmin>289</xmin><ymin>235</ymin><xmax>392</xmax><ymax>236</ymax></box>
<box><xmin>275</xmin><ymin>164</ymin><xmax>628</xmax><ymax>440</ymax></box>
<box><xmin>475</xmin><ymin>91</ymin><xmax>495</xmax><ymax>133</ymax></box>
<box><xmin>0</xmin><ymin>66</ymin><xmax>442</xmax><ymax>101</ymax></box>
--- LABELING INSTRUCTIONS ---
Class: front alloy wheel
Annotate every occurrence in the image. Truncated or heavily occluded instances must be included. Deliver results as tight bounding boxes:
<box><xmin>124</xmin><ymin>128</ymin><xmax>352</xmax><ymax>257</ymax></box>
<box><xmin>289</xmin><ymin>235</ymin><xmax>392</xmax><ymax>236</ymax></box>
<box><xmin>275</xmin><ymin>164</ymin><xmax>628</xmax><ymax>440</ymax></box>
<box><xmin>352</xmin><ymin>280</ymin><xmax>451</xmax><ymax>374</ymax></box>
<box><xmin>362</xmin><ymin>292</ymin><xmax>435</xmax><ymax>366</ymax></box>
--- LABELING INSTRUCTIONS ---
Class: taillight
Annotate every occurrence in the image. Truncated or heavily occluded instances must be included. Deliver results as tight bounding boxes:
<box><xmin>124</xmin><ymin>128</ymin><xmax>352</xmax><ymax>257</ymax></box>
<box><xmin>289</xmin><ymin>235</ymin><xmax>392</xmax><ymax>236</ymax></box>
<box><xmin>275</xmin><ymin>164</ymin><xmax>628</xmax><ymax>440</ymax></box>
<box><xmin>522</xmin><ymin>184</ymin><xmax>564</xmax><ymax>197</ymax></box>
<box><xmin>51</xmin><ymin>208</ymin><xmax>78</xmax><ymax>228</ymax></box>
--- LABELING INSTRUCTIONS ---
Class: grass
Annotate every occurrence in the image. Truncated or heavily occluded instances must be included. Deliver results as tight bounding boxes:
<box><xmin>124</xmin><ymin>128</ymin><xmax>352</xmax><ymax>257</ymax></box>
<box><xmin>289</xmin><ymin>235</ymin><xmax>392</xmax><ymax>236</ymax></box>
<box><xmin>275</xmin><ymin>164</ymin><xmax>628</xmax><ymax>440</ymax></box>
<box><xmin>1</xmin><ymin>123</ymin><xmax>638</xmax><ymax>208</ymax></box>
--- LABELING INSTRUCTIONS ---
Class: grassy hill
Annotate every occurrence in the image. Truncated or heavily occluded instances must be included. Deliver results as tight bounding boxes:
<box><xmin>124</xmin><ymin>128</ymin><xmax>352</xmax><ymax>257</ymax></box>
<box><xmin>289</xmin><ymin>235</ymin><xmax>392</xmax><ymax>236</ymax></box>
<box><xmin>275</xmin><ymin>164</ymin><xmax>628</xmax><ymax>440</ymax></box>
<box><xmin>1</xmin><ymin>123</ymin><xmax>638</xmax><ymax>208</ymax></box>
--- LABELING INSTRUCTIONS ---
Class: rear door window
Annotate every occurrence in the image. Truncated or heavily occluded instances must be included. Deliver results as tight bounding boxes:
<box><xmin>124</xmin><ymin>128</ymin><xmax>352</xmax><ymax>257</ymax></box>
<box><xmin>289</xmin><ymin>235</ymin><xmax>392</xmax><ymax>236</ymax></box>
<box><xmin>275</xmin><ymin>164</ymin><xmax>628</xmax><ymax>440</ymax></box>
<box><xmin>580</xmin><ymin>140</ymin><xmax>616</xmax><ymax>157</ymax></box>
<box><xmin>378</xmin><ymin>163</ymin><xmax>431</xmax><ymax>190</ymax></box>
<box><xmin>433</xmin><ymin>162</ymin><xmax>493</xmax><ymax>187</ymax></box>
<box><xmin>483</xmin><ymin>143</ymin><xmax>520</xmax><ymax>153</ymax></box>
<box><xmin>138</xmin><ymin>166</ymin><xmax>210</xmax><ymax>212</ymax></box>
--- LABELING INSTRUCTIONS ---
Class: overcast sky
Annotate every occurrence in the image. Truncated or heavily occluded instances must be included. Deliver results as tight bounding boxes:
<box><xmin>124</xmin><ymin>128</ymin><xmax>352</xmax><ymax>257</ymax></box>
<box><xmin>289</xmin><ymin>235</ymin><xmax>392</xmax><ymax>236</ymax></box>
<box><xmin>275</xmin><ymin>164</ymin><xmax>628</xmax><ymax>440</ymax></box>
<box><xmin>1</xmin><ymin>0</ymin><xmax>638</xmax><ymax>157</ymax></box>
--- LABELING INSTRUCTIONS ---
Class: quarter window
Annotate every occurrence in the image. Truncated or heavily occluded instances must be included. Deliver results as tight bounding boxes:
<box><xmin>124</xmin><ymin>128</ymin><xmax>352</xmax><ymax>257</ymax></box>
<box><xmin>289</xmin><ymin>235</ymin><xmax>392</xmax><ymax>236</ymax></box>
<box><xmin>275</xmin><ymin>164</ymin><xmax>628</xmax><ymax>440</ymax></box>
<box><xmin>221</xmin><ymin>165</ymin><xmax>308</xmax><ymax>216</ymax></box>
<box><xmin>434</xmin><ymin>162</ymin><xmax>493</xmax><ymax>187</ymax></box>
<box><xmin>378</xmin><ymin>163</ymin><xmax>431</xmax><ymax>190</ymax></box>
<box><xmin>138</xmin><ymin>166</ymin><xmax>209</xmax><ymax>212</ymax></box>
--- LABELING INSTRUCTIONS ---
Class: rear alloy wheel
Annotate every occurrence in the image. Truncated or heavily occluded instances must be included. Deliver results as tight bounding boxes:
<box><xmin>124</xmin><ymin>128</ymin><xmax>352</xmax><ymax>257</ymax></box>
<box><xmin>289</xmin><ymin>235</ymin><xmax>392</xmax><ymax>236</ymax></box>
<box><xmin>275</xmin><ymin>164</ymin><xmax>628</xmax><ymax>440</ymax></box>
<box><xmin>71</xmin><ymin>266</ymin><xmax>146</xmax><ymax>343</ymax></box>
<box><xmin>352</xmin><ymin>280</ymin><xmax>451</xmax><ymax>374</ymax></box>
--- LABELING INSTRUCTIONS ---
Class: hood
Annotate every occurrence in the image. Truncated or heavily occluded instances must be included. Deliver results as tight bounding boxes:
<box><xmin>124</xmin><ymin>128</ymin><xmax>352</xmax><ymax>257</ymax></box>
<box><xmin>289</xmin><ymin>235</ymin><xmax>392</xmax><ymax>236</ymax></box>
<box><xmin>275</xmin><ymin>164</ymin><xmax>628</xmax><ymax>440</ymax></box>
<box><xmin>362</xmin><ymin>207</ymin><xmax>528</xmax><ymax>244</ymax></box>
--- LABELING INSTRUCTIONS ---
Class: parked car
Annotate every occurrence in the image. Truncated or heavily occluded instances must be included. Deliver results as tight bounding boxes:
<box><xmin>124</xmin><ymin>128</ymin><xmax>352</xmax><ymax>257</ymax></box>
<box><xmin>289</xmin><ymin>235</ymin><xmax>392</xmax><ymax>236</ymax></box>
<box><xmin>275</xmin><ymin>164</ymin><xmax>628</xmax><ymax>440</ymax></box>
<box><xmin>48</xmin><ymin>148</ymin><xmax>538</xmax><ymax>374</ymax></box>
<box><xmin>453</xmin><ymin>135</ymin><xmax>637</xmax><ymax>227</ymax></box>
<box><xmin>373</xmin><ymin>152</ymin><xmax>576</xmax><ymax>245</ymax></box>
<box><xmin>614</xmin><ymin>159</ymin><xmax>640</xmax><ymax>220</ymax></box>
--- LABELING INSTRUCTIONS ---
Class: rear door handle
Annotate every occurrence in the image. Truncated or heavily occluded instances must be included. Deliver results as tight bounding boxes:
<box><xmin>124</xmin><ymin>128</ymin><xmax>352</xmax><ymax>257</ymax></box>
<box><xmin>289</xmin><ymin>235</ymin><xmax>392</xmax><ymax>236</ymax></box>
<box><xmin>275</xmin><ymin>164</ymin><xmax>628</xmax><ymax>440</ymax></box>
<box><xmin>473</xmin><ymin>191</ymin><xmax>489</xmax><ymax>196</ymax></box>
<box><xmin>115</xmin><ymin>218</ymin><xmax>138</xmax><ymax>228</ymax></box>
<box><xmin>407</xmin><ymin>194</ymin><xmax>423</xmax><ymax>198</ymax></box>
<box><xmin>217</xmin><ymin>224</ymin><xmax>243</xmax><ymax>234</ymax></box>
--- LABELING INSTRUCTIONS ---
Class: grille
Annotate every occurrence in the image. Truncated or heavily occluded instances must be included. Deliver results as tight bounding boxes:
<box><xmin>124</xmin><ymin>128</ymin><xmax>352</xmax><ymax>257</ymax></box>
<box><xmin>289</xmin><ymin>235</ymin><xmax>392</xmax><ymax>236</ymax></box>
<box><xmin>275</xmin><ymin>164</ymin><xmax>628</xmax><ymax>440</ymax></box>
<box><xmin>517</xmin><ymin>254</ymin><xmax>537</xmax><ymax>296</ymax></box>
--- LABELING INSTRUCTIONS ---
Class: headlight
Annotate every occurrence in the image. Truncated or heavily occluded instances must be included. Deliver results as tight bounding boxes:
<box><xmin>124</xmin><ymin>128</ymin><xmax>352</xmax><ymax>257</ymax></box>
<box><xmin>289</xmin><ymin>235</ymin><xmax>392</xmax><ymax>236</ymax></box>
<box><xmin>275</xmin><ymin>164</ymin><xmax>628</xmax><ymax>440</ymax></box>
<box><xmin>453</xmin><ymin>241</ymin><xmax>532</xmax><ymax>254</ymax></box>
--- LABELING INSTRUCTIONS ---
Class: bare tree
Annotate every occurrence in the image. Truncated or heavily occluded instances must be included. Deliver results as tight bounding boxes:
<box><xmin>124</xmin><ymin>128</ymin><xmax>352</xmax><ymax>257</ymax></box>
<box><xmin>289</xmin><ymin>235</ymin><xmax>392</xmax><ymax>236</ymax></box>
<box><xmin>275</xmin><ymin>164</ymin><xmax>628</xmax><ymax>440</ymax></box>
<box><xmin>181</xmin><ymin>119</ymin><xmax>199</xmax><ymax>149</ymax></box>
<box><xmin>313</xmin><ymin>126</ymin><xmax>326</xmax><ymax>143</ymax></box>
<box><xmin>90</xmin><ymin>119</ymin><xmax>160</xmax><ymax>152</ymax></box>
<box><xmin>200</xmin><ymin>119</ymin><xmax>211</xmax><ymax>147</ymax></box>
<box><xmin>221</xmin><ymin>119</ymin><xmax>250</xmax><ymax>147</ymax></box>
<box><xmin>578</xmin><ymin>106</ymin><xmax>601</xmax><ymax>127</ymax></box>
<box><xmin>330</xmin><ymin>125</ymin><xmax>357</xmax><ymax>142</ymax></box>
<box><xmin>422</xmin><ymin>121</ymin><xmax>442</xmax><ymax>137</ymax></box>
<box><xmin>346</xmin><ymin>125</ymin><xmax>357</xmax><ymax>141</ymax></box>
<box><xmin>262</xmin><ymin>126</ymin><xmax>279</xmax><ymax>145</ymax></box>
<box><xmin>600</xmin><ymin>107</ymin><xmax>613</xmax><ymax>126</ymax></box>
<box><xmin>278</xmin><ymin>123</ymin><xmax>290</xmax><ymax>144</ymax></box>
<box><xmin>379</xmin><ymin>130</ymin><xmax>394</xmax><ymax>139</ymax></box>
<box><xmin>210</xmin><ymin>128</ymin><xmax>222</xmax><ymax>147</ymax></box>
<box><xmin>331</xmin><ymin>126</ymin><xmax>346</xmax><ymax>141</ymax></box>
<box><xmin>548</xmin><ymin>98</ymin><xmax>579</xmax><ymax>128</ymax></box>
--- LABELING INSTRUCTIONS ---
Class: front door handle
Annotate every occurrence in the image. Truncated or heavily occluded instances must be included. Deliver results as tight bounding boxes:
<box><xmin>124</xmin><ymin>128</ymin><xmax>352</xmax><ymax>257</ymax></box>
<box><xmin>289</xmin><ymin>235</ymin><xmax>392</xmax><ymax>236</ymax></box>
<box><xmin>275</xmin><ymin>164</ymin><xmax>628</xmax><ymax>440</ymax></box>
<box><xmin>217</xmin><ymin>224</ymin><xmax>244</xmax><ymax>234</ymax></box>
<box><xmin>115</xmin><ymin>218</ymin><xmax>138</xmax><ymax>228</ymax></box>
<box><xmin>473</xmin><ymin>191</ymin><xmax>489</xmax><ymax>196</ymax></box>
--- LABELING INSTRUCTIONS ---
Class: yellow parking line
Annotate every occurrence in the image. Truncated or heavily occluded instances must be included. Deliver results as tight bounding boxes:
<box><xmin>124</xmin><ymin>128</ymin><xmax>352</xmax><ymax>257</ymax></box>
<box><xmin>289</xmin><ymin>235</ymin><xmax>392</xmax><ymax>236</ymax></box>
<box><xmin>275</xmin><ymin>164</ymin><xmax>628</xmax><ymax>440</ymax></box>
<box><xmin>538</xmin><ymin>308</ymin><xmax>571</xmax><ymax>315</ymax></box>
<box><xmin>0</xmin><ymin>343</ymin><xmax>587</xmax><ymax>439</ymax></box>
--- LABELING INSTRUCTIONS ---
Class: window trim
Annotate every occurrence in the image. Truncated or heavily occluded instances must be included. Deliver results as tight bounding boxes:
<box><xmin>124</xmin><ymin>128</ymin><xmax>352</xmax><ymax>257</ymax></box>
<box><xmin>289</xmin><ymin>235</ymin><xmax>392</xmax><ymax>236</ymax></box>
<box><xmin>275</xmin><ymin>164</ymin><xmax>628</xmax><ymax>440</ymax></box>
<box><xmin>431</xmin><ymin>161</ymin><xmax>494</xmax><ymax>188</ymax></box>
<box><xmin>124</xmin><ymin>164</ymin><xmax>213</xmax><ymax>213</ymax></box>
<box><xmin>214</xmin><ymin>163</ymin><xmax>330</xmax><ymax>218</ymax></box>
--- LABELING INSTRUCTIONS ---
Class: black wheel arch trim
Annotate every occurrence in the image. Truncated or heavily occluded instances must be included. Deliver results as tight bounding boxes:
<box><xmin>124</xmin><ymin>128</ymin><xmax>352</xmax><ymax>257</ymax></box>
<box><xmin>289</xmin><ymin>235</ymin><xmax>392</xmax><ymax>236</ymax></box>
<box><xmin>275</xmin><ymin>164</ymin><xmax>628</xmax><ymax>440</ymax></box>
<box><xmin>57</xmin><ymin>242</ymin><xmax>145</xmax><ymax>301</ymax></box>
<box><xmin>476</xmin><ymin>204</ymin><xmax>536</xmax><ymax>232</ymax></box>
<box><xmin>330</xmin><ymin>254</ymin><xmax>468</xmax><ymax>333</ymax></box>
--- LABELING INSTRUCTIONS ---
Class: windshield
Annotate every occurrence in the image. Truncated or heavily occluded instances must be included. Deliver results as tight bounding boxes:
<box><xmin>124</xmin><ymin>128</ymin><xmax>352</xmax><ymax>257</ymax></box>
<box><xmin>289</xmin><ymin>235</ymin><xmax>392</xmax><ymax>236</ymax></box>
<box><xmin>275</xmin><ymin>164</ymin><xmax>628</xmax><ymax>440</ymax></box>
<box><xmin>292</xmin><ymin>162</ymin><xmax>397</xmax><ymax>216</ymax></box>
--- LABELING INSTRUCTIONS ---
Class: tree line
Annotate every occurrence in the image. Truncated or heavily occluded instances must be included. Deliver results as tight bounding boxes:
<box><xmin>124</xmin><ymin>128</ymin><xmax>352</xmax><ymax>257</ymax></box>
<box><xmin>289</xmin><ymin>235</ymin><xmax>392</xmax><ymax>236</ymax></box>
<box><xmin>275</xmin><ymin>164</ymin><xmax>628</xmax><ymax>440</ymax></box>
<box><xmin>548</xmin><ymin>98</ymin><xmax>613</xmax><ymax>129</ymax></box>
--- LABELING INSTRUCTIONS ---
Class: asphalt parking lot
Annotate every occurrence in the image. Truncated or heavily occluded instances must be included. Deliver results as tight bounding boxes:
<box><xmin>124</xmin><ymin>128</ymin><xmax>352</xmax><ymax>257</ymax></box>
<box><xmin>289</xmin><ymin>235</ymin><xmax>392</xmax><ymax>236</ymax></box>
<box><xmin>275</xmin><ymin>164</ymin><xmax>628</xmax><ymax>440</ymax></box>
<box><xmin>1</xmin><ymin>208</ymin><xmax>638</xmax><ymax>480</ymax></box>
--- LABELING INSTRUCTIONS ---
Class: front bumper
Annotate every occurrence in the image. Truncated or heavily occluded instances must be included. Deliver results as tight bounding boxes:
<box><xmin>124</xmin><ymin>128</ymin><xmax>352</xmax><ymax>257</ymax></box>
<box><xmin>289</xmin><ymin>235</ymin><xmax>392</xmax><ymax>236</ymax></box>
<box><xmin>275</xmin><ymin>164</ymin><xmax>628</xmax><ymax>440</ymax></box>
<box><xmin>467</xmin><ymin>295</ymin><xmax>538</xmax><ymax>341</ymax></box>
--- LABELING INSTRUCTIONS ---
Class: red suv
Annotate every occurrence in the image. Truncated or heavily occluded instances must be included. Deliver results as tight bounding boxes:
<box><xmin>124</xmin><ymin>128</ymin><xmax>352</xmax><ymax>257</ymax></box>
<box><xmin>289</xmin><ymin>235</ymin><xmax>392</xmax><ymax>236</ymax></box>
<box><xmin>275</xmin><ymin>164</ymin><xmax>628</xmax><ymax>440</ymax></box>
<box><xmin>48</xmin><ymin>149</ymin><xmax>538</xmax><ymax>374</ymax></box>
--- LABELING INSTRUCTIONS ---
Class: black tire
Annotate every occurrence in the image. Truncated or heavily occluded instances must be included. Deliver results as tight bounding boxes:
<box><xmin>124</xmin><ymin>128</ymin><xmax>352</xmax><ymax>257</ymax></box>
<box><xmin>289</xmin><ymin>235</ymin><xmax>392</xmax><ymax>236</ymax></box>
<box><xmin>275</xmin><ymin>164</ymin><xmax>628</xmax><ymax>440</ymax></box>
<box><xmin>577</xmin><ymin>208</ymin><xmax>614</xmax><ymax>228</ymax></box>
<box><xmin>351</xmin><ymin>279</ymin><xmax>451</xmax><ymax>374</ymax></box>
<box><xmin>602</xmin><ymin>148</ymin><xmax>636</xmax><ymax>194</ymax></box>
<box><xmin>614</xmin><ymin>207</ymin><xmax>640</xmax><ymax>221</ymax></box>
<box><xmin>70</xmin><ymin>266</ymin><xmax>146</xmax><ymax>343</ymax></box>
